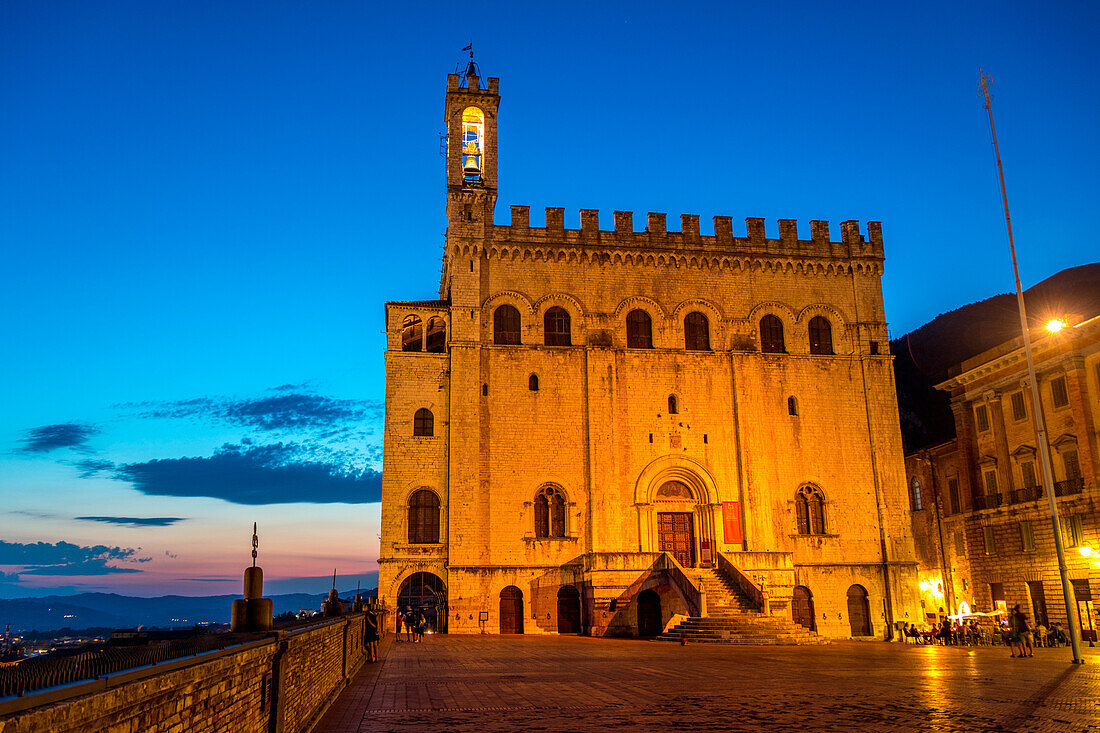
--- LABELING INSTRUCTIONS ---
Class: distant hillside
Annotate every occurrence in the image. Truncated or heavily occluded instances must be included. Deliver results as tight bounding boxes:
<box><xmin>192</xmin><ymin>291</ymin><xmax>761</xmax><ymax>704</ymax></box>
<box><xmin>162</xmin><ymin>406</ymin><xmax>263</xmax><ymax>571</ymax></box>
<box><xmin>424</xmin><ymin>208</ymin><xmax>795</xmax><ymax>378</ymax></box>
<box><xmin>892</xmin><ymin>262</ymin><xmax>1100</xmax><ymax>453</ymax></box>
<box><xmin>0</xmin><ymin>588</ymin><xmax>376</xmax><ymax>633</ymax></box>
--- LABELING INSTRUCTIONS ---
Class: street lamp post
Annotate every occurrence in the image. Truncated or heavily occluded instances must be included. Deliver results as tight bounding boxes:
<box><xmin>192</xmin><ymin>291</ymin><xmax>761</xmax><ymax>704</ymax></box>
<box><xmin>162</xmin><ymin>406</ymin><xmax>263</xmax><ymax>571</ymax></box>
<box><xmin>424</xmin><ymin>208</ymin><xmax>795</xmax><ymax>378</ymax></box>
<box><xmin>978</xmin><ymin>70</ymin><xmax>1083</xmax><ymax>664</ymax></box>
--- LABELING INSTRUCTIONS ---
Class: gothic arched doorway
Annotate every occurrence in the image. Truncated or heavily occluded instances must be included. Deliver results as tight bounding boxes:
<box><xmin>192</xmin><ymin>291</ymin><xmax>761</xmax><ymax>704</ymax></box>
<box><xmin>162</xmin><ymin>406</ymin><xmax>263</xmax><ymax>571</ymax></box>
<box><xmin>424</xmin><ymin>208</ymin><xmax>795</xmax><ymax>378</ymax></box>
<box><xmin>792</xmin><ymin>586</ymin><xmax>816</xmax><ymax>631</ymax></box>
<box><xmin>847</xmin><ymin>584</ymin><xmax>871</xmax><ymax>636</ymax></box>
<box><xmin>557</xmin><ymin>586</ymin><xmax>581</xmax><ymax>634</ymax></box>
<box><xmin>396</xmin><ymin>572</ymin><xmax>447</xmax><ymax>633</ymax></box>
<box><xmin>499</xmin><ymin>586</ymin><xmax>524</xmax><ymax>634</ymax></box>
<box><xmin>638</xmin><ymin>589</ymin><xmax>662</xmax><ymax>637</ymax></box>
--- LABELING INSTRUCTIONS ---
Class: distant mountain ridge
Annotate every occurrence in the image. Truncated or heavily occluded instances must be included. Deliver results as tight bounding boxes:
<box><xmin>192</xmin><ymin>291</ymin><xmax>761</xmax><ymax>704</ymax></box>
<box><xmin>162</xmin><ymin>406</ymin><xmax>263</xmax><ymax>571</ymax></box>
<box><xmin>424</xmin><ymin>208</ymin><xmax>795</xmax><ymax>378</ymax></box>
<box><xmin>892</xmin><ymin>262</ymin><xmax>1100</xmax><ymax>453</ymax></box>
<box><xmin>0</xmin><ymin>589</ymin><xmax>375</xmax><ymax>633</ymax></box>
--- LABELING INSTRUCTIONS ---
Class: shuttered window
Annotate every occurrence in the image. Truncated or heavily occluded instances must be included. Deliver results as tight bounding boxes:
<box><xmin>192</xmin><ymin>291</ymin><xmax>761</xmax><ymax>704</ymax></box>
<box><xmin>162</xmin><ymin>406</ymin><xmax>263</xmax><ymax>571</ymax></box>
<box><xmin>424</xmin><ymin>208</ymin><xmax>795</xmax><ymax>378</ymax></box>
<box><xmin>408</xmin><ymin>490</ymin><xmax>440</xmax><ymax>544</ymax></box>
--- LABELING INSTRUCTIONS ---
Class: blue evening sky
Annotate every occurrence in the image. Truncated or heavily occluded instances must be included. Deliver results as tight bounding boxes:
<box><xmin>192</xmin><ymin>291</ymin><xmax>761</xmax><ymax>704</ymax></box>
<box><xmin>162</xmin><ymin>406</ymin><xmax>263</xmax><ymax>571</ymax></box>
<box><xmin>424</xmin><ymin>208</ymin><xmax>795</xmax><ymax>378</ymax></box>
<box><xmin>1</xmin><ymin>1</ymin><xmax>1097</xmax><ymax>598</ymax></box>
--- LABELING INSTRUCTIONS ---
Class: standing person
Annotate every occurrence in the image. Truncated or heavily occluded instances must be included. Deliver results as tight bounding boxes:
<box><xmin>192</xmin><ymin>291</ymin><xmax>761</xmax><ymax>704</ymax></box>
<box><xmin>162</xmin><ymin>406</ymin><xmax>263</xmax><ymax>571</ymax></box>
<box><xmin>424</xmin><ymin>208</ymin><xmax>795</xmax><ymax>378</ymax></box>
<box><xmin>1009</xmin><ymin>604</ymin><xmax>1027</xmax><ymax>657</ymax></box>
<box><xmin>1034</xmin><ymin>620</ymin><xmax>1047</xmax><ymax>648</ymax></box>
<box><xmin>396</xmin><ymin>609</ymin><xmax>404</xmax><ymax>641</ymax></box>
<box><xmin>416</xmin><ymin>611</ymin><xmax>427</xmax><ymax>642</ymax></box>
<box><xmin>364</xmin><ymin>609</ymin><xmax>379</xmax><ymax>662</ymax></box>
<box><xmin>1016</xmin><ymin>607</ymin><xmax>1034</xmax><ymax>657</ymax></box>
<box><xmin>404</xmin><ymin>610</ymin><xmax>414</xmax><ymax>643</ymax></box>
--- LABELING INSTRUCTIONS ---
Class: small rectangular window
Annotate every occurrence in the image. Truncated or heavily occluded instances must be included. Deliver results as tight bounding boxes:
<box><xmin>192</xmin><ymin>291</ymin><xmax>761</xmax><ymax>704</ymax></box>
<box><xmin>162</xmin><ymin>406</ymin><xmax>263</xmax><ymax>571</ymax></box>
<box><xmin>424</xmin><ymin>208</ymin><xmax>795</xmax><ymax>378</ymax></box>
<box><xmin>947</xmin><ymin>477</ymin><xmax>960</xmax><ymax>514</ymax></box>
<box><xmin>869</xmin><ymin>341</ymin><xmax>880</xmax><ymax>355</ymax></box>
<box><xmin>975</xmin><ymin>404</ymin><xmax>990</xmax><ymax>432</ymax></box>
<box><xmin>954</xmin><ymin>530</ymin><xmax>966</xmax><ymax>558</ymax></box>
<box><xmin>1051</xmin><ymin>375</ymin><xmax>1069</xmax><ymax>408</ymax></box>
<box><xmin>983</xmin><ymin>469</ymin><xmax>998</xmax><ymax>495</ymax></box>
<box><xmin>1021</xmin><ymin>461</ymin><xmax>1037</xmax><ymax>489</ymax></box>
<box><xmin>983</xmin><ymin>525</ymin><xmax>996</xmax><ymax>555</ymax></box>
<box><xmin>1020</xmin><ymin>521</ymin><xmax>1035</xmax><ymax>552</ymax></box>
<box><xmin>990</xmin><ymin>582</ymin><xmax>1005</xmax><ymax>603</ymax></box>
<box><xmin>1062</xmin><ymin>514</ymin><xmax>1084</xmax><ymax>548</ymax></box>
<box><xmin>1011</xmin><ymin>391</ymin><xmax>1027</xmax><ymax>421</ymax></box>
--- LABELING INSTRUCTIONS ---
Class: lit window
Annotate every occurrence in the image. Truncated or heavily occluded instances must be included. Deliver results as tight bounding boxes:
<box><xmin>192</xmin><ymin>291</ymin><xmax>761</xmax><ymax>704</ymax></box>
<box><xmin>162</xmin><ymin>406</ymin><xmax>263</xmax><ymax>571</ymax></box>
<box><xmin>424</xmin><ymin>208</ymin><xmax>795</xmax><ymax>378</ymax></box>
<box><xmin>760</xmin><ymin>315</ymin><xmax>785</xmax><ymax>353</ymax></box>
<box><xmin>461</xmin><ymin>107</ymin><xmax>484</xmax><ymax>184</ymax></box>
<box><xmin>808</xmin><ymin>316</ymin><xmax>833</xmax><ymax>355</ymax></box>
<box><xmin>910</xmin><ymin>478</ymin><xmax>923</xmax><ymax>511</ymax></box>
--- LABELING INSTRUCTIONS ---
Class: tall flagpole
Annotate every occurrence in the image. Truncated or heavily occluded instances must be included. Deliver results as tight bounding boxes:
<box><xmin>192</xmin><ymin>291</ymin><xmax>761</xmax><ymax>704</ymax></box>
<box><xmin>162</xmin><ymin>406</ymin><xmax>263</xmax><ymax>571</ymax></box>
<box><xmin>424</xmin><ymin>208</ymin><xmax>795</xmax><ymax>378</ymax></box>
<box><xmin>977</xmin><ymin>69</ymin><xmax>1083</xmax><ymax>664</ymax></box>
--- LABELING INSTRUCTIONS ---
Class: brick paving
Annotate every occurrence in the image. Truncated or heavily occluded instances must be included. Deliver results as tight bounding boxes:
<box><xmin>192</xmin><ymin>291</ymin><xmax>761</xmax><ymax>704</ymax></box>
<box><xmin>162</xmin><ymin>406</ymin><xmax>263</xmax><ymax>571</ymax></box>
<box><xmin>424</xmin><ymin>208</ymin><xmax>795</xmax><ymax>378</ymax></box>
<box><xmin>315</xmin><ymin>636</ymin><xmax>1100</xmax><ymax>732</ymax></box>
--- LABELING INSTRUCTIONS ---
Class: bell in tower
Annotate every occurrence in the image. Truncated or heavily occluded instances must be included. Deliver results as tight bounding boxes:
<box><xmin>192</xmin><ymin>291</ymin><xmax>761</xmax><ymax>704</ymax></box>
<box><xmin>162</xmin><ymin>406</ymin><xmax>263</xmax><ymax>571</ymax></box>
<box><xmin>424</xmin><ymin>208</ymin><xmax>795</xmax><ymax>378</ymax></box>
<box><xmin>461</xmin><ymin>107</ymin><xmax>484</xmax><ymax>184</ymax></box>
<box><xmin>444</xmin><ymin>45</ymin><xmax>499</xmax><ymax>229</ymax></box>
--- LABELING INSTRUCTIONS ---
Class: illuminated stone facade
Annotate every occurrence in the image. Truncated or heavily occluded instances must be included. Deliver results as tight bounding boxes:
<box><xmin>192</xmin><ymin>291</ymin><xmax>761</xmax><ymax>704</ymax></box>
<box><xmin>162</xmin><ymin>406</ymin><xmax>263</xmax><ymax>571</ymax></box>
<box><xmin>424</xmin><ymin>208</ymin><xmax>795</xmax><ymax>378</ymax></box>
<box><xmin>378</xmin><ymin>65</ymin><xmax>921</xmax><ymax>639</ymax></box>
<box><xmin>906</xmin><ymin>313</ymin><xmax>1100</xmax><ymax>638</ymax></box>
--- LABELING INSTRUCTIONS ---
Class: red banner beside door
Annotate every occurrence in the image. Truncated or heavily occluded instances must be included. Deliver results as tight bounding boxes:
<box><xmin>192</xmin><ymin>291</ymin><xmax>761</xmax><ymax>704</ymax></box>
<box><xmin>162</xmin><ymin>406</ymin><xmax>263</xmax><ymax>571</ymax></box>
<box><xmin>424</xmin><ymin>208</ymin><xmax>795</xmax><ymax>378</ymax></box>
<box><xmin>722</xmin><ymin>501</ymin><xmax>742</xmax><ymax>544</ymax></box>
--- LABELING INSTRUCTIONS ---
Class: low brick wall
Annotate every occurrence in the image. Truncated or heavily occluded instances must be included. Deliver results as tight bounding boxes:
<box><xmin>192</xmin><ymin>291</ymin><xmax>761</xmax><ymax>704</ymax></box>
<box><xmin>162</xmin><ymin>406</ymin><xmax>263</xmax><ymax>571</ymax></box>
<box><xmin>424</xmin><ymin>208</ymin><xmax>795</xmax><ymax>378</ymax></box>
<box><xmin>0</xmin><ymin>612</ymin><xmax>383</xmax><ymax>733</ymax></box>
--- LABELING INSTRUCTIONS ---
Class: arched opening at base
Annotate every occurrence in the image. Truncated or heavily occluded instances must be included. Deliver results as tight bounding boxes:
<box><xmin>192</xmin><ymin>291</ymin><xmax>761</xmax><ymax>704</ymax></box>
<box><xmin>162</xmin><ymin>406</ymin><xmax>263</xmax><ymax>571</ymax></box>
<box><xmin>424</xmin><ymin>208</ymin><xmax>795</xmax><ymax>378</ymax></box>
<box><xmin>847</xmin><ymin>584</ymin><xmax>871</xmax><ymax>636</ymax></box>
<box><xmin>638</xmin><ymin>589</ymin><xmax>662</xmax><ymax>637</ymax></box>
<box><xmin>557</xmin><ymin>585</ymin><xmax>581</xmax><ymax>634</ymax></box>
<box><xmin>500</xmin><ymin>586</ymin><xmax>524</xmax><ymax>634</ymax></box>
<box><xmin>792</xmin><ymin>585</ymin><xmax>816</xmax><ymax>631</ymax></box>
<box><xmin>397</xmin><ymin>572</ymin><xmax>447</xmax><ymax>633</ymax></box>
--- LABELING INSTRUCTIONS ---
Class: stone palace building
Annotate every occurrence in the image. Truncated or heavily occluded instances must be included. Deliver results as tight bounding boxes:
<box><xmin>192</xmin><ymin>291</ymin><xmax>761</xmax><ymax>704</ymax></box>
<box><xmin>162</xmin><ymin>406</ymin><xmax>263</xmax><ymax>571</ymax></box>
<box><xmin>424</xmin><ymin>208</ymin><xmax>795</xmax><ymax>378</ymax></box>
<box><xmin>377</xmin><ymin>60</ymin><xmax>921</xmax><ymax>640</ymax></box>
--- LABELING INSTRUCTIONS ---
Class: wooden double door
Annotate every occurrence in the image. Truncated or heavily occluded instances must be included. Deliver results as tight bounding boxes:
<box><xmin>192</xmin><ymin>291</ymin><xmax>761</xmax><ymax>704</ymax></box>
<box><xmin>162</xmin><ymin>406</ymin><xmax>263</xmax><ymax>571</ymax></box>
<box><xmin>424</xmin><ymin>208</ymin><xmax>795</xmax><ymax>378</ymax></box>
<box><xmin>657</xmin><ymin>512</ymin><xmax>695</xmax><ymax>568</ymax></box>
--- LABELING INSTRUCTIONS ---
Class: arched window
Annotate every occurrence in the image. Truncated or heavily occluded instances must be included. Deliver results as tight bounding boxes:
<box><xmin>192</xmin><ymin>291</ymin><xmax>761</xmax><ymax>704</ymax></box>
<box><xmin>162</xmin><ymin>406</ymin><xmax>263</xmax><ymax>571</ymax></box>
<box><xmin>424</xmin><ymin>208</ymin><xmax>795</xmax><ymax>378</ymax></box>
<box><xmin>684</xmin><ymin>312</ymin><xmax>710</xmax><ymax>351</ymax></box>
<box><xmin>529</xmin><ymin>374</ymin><xmax>539</xmax><ymax>391</ymax></box>
<box><xmin>788</xmin><ymin>396</ymin><xmax>798</xmax><ymax>416</ymax></box>
<box><xmin>408</xmin><ymin>490</ymin><xmax>440</xmax><ymax>544</ymax></box>
<box><xmin>795</xmin><ymin>485</ymin><xmax>826</xmax><ymax>535</ymax></box>
<box><xmin>760</xmin><ymin>314</ymin><xmax>785</xmax><ymax>353</ymax></box>
<box><xmin>668</xmin><ymin>394</ymin><xmax>678</xmax><ymax>414</ymax></box>
<box><xmin>413</xmin><ymin>408</ymin><xmax>434</xmax><ymax>437</ymax></box>
<box><xmin>494</xmin><ymin>304</ymin><xmax>521</xmax><ymax>345</ymax></box>
<box><xmin>544</xmin><ymin>307</ymin><xmax>571</xmax><ymax>346</ymax></box>
<box><xmin>425</xmin><ymin>317</ymin><xmax>446</xmax><ymax>352</ymax></box>
<box><xmin>910</xmin><ymin>478</ymin><xmax>923</xmax><ymax>511</ymax></box>
<box><xmin>534</xmin><ymin>486</ymin><xmax>566</xmax><ymax>538</ymax></box>
<box><xmin>808</xmin><ymin>316</ymin><xmax>833</xmax><ymax>355</ymax></box>
<box><xmin>626</xmin><ymin>309</ymin><xmax>653</xmax><ymax>348</ymax></box>
<box><xmin>402</xmin><ymin>315</ymin><xmax>423</xmax><ymax>352</ymax></box>
<box><xmin>461</xmin><ymin>107</ymin><xmax>484</xmax><ymax>184</ymax></box>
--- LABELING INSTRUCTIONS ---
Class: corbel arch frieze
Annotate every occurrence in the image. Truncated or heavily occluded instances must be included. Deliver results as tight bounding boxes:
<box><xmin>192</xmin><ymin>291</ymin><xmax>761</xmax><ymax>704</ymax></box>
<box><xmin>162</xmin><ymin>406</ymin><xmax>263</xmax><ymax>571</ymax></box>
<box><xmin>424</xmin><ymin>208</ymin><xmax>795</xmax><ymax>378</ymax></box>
<box><xmin>481</xmin><ymin>289</ymin><xmax>536</xmax><ymax>314</ymax></box>
<box><xmin>532</xmin><ymin>292</ymin><xmax>587</xmax><ymax>319</ymax></box>
<box><xmin>613</xmin><ymin>294</ymin><xmax>668</xmax><ymax>320</ymax></box>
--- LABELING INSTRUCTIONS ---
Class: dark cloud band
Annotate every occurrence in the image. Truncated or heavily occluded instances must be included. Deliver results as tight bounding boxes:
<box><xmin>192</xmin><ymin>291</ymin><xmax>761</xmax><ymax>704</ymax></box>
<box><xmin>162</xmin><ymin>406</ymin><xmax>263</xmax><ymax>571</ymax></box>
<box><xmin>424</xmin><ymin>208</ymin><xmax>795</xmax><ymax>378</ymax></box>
<box><xmin>20</xmin><ymin>423</ymin><xmax>98</xmax><ymax>454</ymax></box>
<box><xmin>75</xmin><ymin>516</ymin><xmax>186</xmax><ymax>527</ymax></box>
<box><xmin>114</xmin><ymin>442</ymin><xmax>381</xmax><ymax>505</ymax></box>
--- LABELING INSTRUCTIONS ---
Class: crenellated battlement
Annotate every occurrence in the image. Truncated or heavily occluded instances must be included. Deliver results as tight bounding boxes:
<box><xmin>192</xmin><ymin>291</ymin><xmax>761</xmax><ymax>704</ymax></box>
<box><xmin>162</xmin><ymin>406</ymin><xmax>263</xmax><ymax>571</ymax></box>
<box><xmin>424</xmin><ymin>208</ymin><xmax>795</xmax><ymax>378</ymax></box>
<box><xmin>489</xmin><ymin>206</ymin><xmax>884</xmax><ymax>260</ymax></box>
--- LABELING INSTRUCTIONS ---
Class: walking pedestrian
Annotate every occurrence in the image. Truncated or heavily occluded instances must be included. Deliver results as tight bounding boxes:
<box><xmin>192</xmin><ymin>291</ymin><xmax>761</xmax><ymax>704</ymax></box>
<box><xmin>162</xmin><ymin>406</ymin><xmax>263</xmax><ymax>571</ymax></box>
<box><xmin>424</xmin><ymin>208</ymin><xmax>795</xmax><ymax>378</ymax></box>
<box><xmin>365</xmin><ymin>609</ymin><xmax>379</xmax><ymax>662</ymax></box>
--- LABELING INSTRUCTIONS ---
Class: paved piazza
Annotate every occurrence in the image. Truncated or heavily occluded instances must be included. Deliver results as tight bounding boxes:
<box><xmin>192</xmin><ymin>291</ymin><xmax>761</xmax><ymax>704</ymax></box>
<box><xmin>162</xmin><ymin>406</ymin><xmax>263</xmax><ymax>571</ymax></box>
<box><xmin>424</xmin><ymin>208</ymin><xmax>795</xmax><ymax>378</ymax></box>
<box><xmin>317</xmin><ymin>636</ymin><xmax>1100</xmax><ymax>732</ymax></box>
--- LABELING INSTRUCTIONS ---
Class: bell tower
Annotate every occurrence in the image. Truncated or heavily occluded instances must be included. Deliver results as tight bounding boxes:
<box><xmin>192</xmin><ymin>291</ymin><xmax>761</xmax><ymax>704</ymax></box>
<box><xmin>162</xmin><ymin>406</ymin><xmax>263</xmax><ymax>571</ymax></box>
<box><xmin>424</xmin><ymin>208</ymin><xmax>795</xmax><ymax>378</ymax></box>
<box><xmin>444</xmin><ymin>50</ymin><xmax>499</xmax><ymax>233</ymax></box>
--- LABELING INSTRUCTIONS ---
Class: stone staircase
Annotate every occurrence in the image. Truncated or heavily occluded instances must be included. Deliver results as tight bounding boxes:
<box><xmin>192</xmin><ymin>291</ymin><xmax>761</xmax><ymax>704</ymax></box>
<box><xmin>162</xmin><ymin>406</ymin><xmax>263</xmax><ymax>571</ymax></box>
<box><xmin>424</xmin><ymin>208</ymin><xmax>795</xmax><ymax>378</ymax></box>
<box><xmin>657</xmin><ymin>567</ymin><xmax>827</xmax><ymax>645</ymax></box>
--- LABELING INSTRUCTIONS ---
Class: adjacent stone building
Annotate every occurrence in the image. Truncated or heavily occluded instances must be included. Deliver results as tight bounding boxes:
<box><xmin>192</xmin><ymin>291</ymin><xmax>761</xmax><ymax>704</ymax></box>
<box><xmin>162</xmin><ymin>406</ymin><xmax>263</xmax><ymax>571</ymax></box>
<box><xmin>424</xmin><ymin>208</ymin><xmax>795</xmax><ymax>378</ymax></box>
<box><xmin>905</xmin><ymin>311</ymin><xmax>1099</xmax><ymax>640</ymax></box>
<box><xmin>378</xmin><ymin>61</ymin><xmax>921</xmax><ymax>640</ymax></box>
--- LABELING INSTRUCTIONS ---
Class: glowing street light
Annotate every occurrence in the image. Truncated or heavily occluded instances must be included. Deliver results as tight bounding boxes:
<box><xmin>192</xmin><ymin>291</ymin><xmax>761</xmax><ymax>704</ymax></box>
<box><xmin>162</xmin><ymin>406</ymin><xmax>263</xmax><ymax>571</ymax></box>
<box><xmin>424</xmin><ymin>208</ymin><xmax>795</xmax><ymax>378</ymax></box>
<box><xmin>1045</xmin><ymin>318</ymin><xmax>1067</xmax><ymax>334</ymax></box>
<box><xmin>1080</xmin><ymin>546</ymin><xmax>1096</xmax><ymax>559</ymax></box>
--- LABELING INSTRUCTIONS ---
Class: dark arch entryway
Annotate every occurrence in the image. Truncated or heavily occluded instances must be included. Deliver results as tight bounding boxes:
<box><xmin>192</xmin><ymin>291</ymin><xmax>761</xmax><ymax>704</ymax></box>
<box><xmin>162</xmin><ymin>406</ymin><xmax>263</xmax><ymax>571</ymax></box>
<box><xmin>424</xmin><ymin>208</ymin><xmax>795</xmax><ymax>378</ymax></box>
<box><xmin>847</xmin><ymin>584</ymin><xmax>871</xmax><ymax>636</ymax></box>
<box><xmin>500</xmin><ymin>586</ymin><xmax>524</xmax><ymax>634</ymax></box>
<box><xmin>792</xmin><ymin>586</ymin><xmax>816</xmax><ymax>631</ymax></box>
<box><xmin>396</xmin><ymin>572</ymin><xmax>447</xmax><ymax>633</ymax></box>
<box><xmin>557</xmin><ymin>585</ymin><xmax>581</xmax><ymax>634</ymax></box>
<box><xmin>638</xmin><ymin>589</ymin><xmax>662</xmax><ymax>637</ymax></box>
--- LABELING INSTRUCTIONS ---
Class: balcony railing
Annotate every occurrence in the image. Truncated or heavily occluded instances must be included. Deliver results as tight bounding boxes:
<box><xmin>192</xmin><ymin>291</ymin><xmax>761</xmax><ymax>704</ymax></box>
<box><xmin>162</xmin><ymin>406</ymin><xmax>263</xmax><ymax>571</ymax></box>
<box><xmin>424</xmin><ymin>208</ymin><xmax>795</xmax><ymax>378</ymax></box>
<box><xmin>973</xmin><ymin>493</ymin><xmax>1002</xmax><ymax>511</ymax></box>
<box><xmin>1055</xmin><ymin>476</ymin><xmax>1085</xmax><ymax>497</ymax></box>
<box><xmin>1008</xmin><ymin>485</ymin><xmax>1044</xmax><ymax>505</ymax></box>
